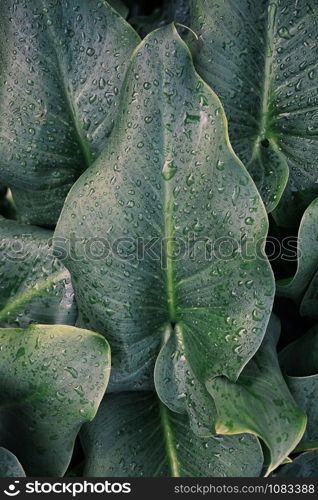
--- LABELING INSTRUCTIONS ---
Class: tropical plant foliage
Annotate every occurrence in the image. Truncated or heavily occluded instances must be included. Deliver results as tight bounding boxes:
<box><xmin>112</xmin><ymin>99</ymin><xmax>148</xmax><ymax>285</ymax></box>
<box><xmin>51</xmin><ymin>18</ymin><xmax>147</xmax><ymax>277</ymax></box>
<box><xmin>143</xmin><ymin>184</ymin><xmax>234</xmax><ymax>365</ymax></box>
<box><xmin>0</xmin><ymin>0</ymin><xmax>317</xmax><ymax>478</ymax></box>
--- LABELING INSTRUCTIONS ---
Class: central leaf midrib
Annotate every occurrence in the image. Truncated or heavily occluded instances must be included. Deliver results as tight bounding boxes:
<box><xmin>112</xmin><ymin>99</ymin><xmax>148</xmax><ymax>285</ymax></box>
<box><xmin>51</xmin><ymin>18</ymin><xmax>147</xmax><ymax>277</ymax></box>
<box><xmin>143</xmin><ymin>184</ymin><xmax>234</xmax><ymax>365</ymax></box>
<box><xmin>159</xmin><ymin>401</ymin><xmax>181</xmax><ymax>477</ymax></box>
<box><xmin>250</xmin><ymin>1</ymin><xmax>277</xmax><ymax>159</ymax></box>
<box><xmin>0</xmin><ymin>269</ymin><xmax>68</xmax><ymax>322</ymax></box>
<box><xmin>164</xmin><ymin>174</ymin><xmax>177</xmax><ymax>324</ymax></box>
<box><xmin>160</xmin><ymin>54</ymin><xmax>177</xmax><ymax>325</ymax></box>
<box><xmin>42</xmin><ymin>7</ymin><xmax>92</xmax><ymax>169</ymax></box>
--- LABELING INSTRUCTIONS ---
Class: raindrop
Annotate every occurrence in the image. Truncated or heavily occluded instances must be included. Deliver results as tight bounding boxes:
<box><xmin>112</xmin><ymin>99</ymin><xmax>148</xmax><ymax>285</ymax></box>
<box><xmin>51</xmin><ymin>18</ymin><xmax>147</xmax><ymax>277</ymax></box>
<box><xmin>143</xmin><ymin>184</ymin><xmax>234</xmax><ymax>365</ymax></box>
<box><xmin>162</xmin><ymin>160</ymin><xmax>177</xmax><ymax>180</ymax></box>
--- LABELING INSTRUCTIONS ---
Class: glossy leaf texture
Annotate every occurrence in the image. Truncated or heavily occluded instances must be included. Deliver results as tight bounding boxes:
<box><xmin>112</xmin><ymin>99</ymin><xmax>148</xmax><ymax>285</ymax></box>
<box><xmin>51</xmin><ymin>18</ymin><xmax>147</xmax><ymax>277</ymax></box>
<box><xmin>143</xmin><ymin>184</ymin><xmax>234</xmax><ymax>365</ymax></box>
<box><xmin>273</xmin><ymin>451</ymin><xmax>318</xmax><ymax>477</ymax></box>
<box><xmin>0</xmin><ymin>0</ymin><xmax>140</xmax><ymax>226</ymax></box>
<box><xmin>207</xmin><ymin>315</ymin><xmax>306</xmax><ymax>476</ymax></box>
<box><xmin>0</xmin><ymin>324</ymin><xmax>110</xmax><ymax>476</ymax></box>
<box><xmin>0</xmin><ymin>217</ymin><xmax>77</xmax><ymax>327</ymax></box>
<box><xmin>54</xmin><ymin>25</ymin><xmax>274</xmax><ymax>433</ymax></box>
<box><xmin>81</xmin><ymin>392</ymin><xmax>263</xmax><ymax>477</ymax></box>
<box><xmin>277</xmin><ymin>197</ymin><xmax>318</xmax><ymax>318</ymax></box>
<box><xmin>0</xmin><ymin>448</ymin><xmax>25</xmax><ymax>477</ymax></box>
<box><xmin>187</xmin><ymin>0</ymin><xmax>318</xmax><ymax>224</ymax></box>
<box><xmin>280</xmin><ymin>325</ymin><xmax>318</xmax><ymax>453</ymax></box>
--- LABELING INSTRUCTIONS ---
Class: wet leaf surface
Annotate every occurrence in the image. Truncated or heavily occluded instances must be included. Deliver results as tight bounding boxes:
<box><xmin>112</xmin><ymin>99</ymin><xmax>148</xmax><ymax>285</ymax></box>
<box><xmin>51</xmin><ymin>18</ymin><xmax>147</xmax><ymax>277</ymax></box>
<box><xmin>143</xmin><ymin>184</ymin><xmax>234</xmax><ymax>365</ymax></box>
<box><xmin>0</xmin><ymin>0</ymin><xmax>140</xmax><ymax>226</ymax></box>
<box><xmin>188</xmin><ymin>0</ymin><xmax>318</xmax><ymax>224</ymax></box>
<box><xmin>54</xmin><ymin>26</ymin><xmax>274</xmax><ymax>434</ymax></box>
<box><xmin>0</xmin><ymin>324</ymin><xmax>110</xmax><ymax>476</ymax></box>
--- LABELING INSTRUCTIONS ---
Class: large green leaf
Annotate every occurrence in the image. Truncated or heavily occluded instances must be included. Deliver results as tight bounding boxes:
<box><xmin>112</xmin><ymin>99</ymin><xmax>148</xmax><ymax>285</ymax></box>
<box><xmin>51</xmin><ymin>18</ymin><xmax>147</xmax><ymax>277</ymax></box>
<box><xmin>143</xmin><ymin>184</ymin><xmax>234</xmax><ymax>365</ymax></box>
<box><xmin>280</xmin><ymin>325</ymin><xmax>318</xmax><ymax>452</ymax></box>
<box><xmin>81</xmin><ymin>392</ymin><xmax>263</xmax><ymax>477</ymax></box>
<box><xmin>273</xmin><ymin>451</ymin><xmax>318</xmax><ymax>477</ymax></box>
<box><xmin>0</xmin><ymin>217</ymin><xmax>77</xmax><ymax>327</ymax></box>
<box><xmin>277</xmin><ymin>198</ymin><xmax>318</xmax><ymax>318</ymax></box>
<box><xmin>0</xmin><ymin>0</ymin><xmax>140</xmax><ymax>227</ymax></box>
<box><xmin>207</xmin><ymin>315</ymin><xmax>306</xmax><ymax>476</ymax></box>
<box><xmin>54</xmin><ymin>25</ymin><xmax>274</xmax><ymax>433</ymax></box>
<box><xmin>0</xmin><ymin>324</ymin><xmax>110</xmax><ymax>476</ymax></box>
<box><xmin>188</xmin><ymin>0</ymin><xmax>318</xmax><ymax>224</ymax></box>
<box><xmin>0</xmin><ymin>448</ymin><xmax>25</xmax><ymax>477</ymax></box>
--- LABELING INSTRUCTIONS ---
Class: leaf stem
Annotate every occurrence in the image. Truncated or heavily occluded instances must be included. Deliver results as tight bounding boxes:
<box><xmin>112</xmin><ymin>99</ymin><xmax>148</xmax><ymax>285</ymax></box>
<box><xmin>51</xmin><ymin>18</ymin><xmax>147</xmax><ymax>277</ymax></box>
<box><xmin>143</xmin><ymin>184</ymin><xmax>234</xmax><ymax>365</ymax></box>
<box><xmin>159</xmin><ymin>401</ymin><xmax>180</xmax><ymax>477</ymax></box>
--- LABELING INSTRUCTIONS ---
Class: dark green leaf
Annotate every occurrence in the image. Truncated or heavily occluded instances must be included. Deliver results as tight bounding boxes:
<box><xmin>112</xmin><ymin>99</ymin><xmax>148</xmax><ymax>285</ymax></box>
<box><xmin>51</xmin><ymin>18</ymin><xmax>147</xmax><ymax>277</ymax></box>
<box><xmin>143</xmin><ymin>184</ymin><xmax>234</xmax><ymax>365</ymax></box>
<box><xmin>0</xmin><ymin>217</ymin><xmax>77</xmax><ymax>327</ymax></box>
<box><xmin>0</xmin><ymin>324</ymin><xmax>110</xmax><ymax>476</ymax></box>
<box><xmin>81</xmin><ymin>392</ymin><xmax>263</xmax><ymax>477</ymax></box>
<box><xmin>277</xmin><ymin>198</ymin><xmax>318</xmax><ymax>318</ymax></box>
<box><xmin>0</xmin><ymin>448</ymin><xmax>25</xmax><ymax>477</ymax></box>
<box><xmin>280</xmin><ymin>325</ymin><xmax>318</xmax><ymax>452</ymax></box>
<box><xmin>286</xmin><ymin>377</ymin><xmax>318</xmax><ymax>453</ymax></box>
<box><xmin>280</xmin><ymin>324</ymin><xmax>318</xmax><ymax>376</ymax></box>
<box><xmin>54</xmin><ymin>25</ymin><xmax>274</xmax><ymax>433</ymax></box>
<box><xmin>207</xmin><ymin>315</ymin><xmax>306</xmax><ymax>475</ymax></box>
<box><xmin>273</xmin><ymin>451</ymin><xmax>318</xmax><ymax>477</ymax></box>
<box><xmin>0</xmin><ymin>0</ymin><xmax>140</xmax><ymax>226</ymax></box>
<box><xmin>187</xmin><ymin>0</ymin><xmax>318</xmax><ymax>223</ymax></box>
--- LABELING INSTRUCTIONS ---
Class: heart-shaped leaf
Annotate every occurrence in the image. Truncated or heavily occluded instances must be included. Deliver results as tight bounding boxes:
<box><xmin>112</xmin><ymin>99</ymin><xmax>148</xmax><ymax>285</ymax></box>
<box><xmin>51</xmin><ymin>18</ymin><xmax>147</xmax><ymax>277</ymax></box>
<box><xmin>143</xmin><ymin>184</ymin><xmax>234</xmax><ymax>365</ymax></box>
<box><xmin>272</xmin><ymin>451</ymin><xmax>318</xmax><ymax>477</ymax></box>
<box><xmin>187</xmin><ymin>0</ymin><xmax>318</xmax><ymax>224</ymax></box>
<box><xmin>0</xmin><ymin>0</ymin><xmax>140</xmax><ymax>226</ymax></box>
<box><xmin>207</xmin><ymin>315</ymin><xmax>306</xmax><ymax>476</ymax></box>
<box><xmin>0</xmin><ymin>448</ymin><xmax>25</xmax><ymax>477</ymax></box>
<box><xmin>81</xmin><ymin>392</ymin><xmax>263</xmax><ymax>477</ymax></box>
<box><xmin>280</xmin><ymin>325</ymin><xmax>318</xmax><ymax>452</ymax></box>
<box><xmin>0</xmin><ymin>217</ymin><xmax>77</xmax><ymax>327</ymax></box>
<box><xmin>0</xmin><ymin>324</ymin><xmax>110</xmax><ymax>476</ymax></box>
<box><xmin>277</xmin><ymin>197</ymin><xmax>318</xmax><ymax>317</ymax></box>
<box><xmin>54</xmin><ymin>25</ymin><xmax>274</xmax><ymax>432</ymax></box>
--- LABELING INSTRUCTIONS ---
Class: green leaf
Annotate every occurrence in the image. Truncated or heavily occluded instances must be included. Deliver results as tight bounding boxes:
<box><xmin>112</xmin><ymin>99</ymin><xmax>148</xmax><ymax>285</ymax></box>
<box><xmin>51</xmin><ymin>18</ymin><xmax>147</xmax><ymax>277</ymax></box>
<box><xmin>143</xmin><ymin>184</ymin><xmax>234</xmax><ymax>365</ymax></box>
<box><xmin>280</xmin><ymin>325</ymin><xmax>318</xmax><ymax>452</ymax></box>
<box><xmin>0</xmin><ymin>217</ymin><xmax>77</xmax><ymax>327</ymax></box>
<box><xmin>81</xmin><ymin>392</ymin><xmax>263</xmax><ymax>477</ymax></box>
<box><xmin>207</xmin><ymin>315</ymin><xmax>306</xmax><ymax>476</ymax></box>
<box><xmin>54</xmin><ymin>25</ymin><xmax>274</xmax><ymax>432</ymax></box>
<box><xmin>187</xmin><ymin>0</ymin><xmax>318</xmax><ymax>223</ymax></box>
<box><xmin>280</xmin><ymin>324</ymin><xmax>318</xmax><ymax>376</ymax></box>
<box><xmin>277</xmin><ymin>197</ymin><xmax>318</xmax><ymax>317</ymax></box>
<box><xmin>272</xmin><ymin>451</ymin><xmax>318</xmax><ymax>477</ymax></box>
<box><xmin>0</xmin><ymin>0</ymin><xmax>140</xmax><ymax>227</ymax></box>
<box><xmin>286</xmin><ymin>377</ymin><xmax>318</xmax><ymax>453</ymax></box>
<box><xmin>0</xmin><ymin>448</ymin><xmax>25</xmax><ymax>477</ymax></box>
<box><xmin>0</xmin><ymin>324</ymin><xmax>110</xmax><ymax>476</ymax></box>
